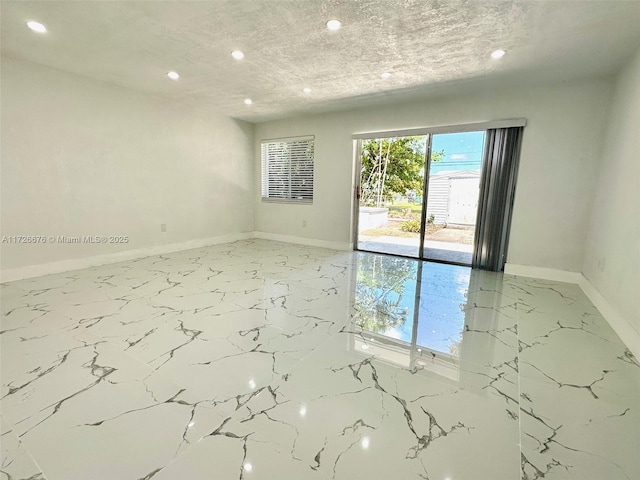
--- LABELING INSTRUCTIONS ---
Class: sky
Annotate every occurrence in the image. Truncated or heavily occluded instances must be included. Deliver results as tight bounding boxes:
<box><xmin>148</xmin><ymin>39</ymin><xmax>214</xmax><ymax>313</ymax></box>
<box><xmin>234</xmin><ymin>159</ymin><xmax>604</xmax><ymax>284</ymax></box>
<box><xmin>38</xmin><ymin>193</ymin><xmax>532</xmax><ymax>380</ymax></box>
<box><xmin>429</xmin><ymin>131</ymin><xmax>485</xmax><ymax>174</ymax></box>
<box><xmin>357</xmin><ymin>261</ymin><xmax>470</xmax><ymax>356</ymax></box>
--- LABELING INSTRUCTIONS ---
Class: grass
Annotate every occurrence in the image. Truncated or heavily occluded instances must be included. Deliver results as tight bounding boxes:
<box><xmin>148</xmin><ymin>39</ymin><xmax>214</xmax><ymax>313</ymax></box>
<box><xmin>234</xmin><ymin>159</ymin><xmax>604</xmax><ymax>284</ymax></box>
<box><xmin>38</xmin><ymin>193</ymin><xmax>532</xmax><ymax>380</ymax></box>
<box><xmin>387</xmin><ymin>202</ymin><xmax>423</xmax><ymax>217</ymax></box>
<box><xmin>362</xmin><ymin>202</ymin><xmax>447</xmax><ymax>239</ymax></box>
<box><xmin>426</xmin><ymin>223</ymin><xmax>445</xmax><ymax>236</ymax></box>
<box><xmin>361</xmin><ymin>227</ymin><xmax>418</xmax><ymax>238</ymax></box>
<box><xmin>362</xmin><ymin>222</ymin><xmax>444</xmax><ymax>238</ymax></box>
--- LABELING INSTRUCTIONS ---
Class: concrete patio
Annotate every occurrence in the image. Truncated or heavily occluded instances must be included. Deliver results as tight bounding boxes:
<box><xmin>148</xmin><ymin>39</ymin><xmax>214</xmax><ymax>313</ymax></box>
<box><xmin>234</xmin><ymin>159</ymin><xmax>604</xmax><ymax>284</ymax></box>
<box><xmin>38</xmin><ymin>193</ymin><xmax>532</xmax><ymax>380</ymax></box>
<box><xmin>358</xmin><ymin>226</ymin><xmax>474</xmax><ymax>264</ymax></box>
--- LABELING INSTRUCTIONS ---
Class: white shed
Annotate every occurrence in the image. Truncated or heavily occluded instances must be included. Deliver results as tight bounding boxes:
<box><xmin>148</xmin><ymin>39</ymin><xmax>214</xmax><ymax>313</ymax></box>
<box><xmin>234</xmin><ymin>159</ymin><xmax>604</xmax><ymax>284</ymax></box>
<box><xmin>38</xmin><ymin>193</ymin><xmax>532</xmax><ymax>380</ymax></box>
<box><xmin>426</xmin><ymin>170</ymin><xmax>481</xmax><ymax>225</ymax></box>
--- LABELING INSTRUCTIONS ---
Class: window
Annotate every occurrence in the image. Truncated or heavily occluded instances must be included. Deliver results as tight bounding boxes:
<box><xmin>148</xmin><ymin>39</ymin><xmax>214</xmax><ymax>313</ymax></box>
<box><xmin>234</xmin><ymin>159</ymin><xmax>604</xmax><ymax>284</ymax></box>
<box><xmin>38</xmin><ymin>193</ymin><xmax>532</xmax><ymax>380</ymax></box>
<box><xmin>261</xmin><ymin>136</ymin><xmax>314</xmax><ymax>203</ymax></box>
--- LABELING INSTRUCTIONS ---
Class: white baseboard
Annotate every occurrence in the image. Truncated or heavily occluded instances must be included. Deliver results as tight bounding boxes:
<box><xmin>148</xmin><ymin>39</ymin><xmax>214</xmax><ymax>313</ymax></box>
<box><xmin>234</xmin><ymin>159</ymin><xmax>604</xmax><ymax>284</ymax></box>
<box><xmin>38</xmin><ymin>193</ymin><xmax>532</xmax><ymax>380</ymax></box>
<box><xmin>0</xmin><ymin>232</ymin><xmax>254</xmax><ymax>283</ymax></box>
<box><xmin>252</xmin><ymin>231</ymin><xmax>352</xmax><ymax>251</ymax></box>
<box><xmin>578</xmin><ymin>274</ymin><xmax>640</xmax><ymax>361</ymax></box>
<box><xmin>504</xmin><ymin>263</ymin><xmax>583</xmax><ymax>284</ymax></box>
<box><xmin>504</xmin><ymin>263</ymin><xmax>640</xmax><ymax>361</ymax></box>
<box><xmin>1</xmin><ymin>232</ymin><xmax>352</xmax><ymax>283</ymax></box>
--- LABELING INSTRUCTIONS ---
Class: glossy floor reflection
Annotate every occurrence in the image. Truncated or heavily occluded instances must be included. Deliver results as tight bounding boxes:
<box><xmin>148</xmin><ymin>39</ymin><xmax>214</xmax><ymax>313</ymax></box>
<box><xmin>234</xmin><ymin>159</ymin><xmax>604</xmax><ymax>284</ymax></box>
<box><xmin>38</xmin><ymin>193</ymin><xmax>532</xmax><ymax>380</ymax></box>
<box><xmin>1</xmin><ymin>240</ymin><xmax>638</xmax><ymax>480</ymax></box>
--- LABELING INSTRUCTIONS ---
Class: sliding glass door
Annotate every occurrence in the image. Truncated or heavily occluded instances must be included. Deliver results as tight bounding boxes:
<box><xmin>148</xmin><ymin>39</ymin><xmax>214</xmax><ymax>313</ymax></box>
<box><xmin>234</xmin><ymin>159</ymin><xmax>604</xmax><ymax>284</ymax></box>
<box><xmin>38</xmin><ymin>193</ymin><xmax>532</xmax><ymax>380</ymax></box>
<box><xmin>356</xmin><ymin>131</ymin><xmax>485</xmax><ymax>266</ymax></box>
<box><xmin>422</xmin><ymin>131</ymin><xmax>486</xmax><ymax>265</ymax></box>
<box><xmin>356</xmin><ymin>135</ymin><xmax>428</xmax><ymax>258</ymax></box>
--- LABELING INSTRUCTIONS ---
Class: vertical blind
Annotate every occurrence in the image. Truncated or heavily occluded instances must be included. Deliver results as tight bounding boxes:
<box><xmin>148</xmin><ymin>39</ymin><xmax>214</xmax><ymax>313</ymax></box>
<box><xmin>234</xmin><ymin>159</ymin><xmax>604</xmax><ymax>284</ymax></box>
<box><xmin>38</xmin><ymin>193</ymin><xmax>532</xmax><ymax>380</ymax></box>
<box><xmin>261</xmin><ymin>136</ymin><xmax>314</xmax><ymax>203</ymax></box>
<box><xmin>473</xmin><ymin>127</ymin><xmax>524</xmax><ymax>271</ymax></box>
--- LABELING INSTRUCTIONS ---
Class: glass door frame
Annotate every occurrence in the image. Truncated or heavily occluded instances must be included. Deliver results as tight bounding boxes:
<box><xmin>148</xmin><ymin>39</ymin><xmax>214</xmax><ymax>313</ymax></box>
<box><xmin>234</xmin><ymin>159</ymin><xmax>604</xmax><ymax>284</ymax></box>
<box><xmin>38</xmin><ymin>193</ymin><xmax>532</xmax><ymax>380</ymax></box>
<box><xmin>354</xmin><ymin>132</ymin><xmax>475</xmax><ymax>267</ymax></box>
<box><xmin>352</xmin><ymin>122</ymin><xmax>524</xmax><ymax>266</ymax></box>
<box><xmin>417</xmin><ymin>134</ymin><xmax>432</xmax><ymax>258</ymax></box>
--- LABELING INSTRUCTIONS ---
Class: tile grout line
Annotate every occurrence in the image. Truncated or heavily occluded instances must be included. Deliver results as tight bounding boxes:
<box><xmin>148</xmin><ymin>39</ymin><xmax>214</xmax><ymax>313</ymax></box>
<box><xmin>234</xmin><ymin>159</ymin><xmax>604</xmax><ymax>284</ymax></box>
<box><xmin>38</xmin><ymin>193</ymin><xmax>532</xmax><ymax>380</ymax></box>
<box><xmin>0</xmin><ymin>413</ymin><xmax>51</xmax><ymax>480</ymax></box>
<box><xmin>516</xmin><ymin>298</ymin><xmax>523</xmax><ymax>479</ymax></box>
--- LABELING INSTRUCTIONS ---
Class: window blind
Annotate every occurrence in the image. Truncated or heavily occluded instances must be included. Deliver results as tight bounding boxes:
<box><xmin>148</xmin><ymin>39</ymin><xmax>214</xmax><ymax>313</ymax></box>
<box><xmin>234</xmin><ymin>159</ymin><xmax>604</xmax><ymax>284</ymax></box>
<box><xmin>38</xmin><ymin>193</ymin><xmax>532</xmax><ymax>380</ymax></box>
<box><xmin>472</xmin><ymin>127</ymin><xmax>524</xmax><ymax>271</ymax></box>
<box><xmin>261</xmin><ymin>136</ymin><xmax>314</xmax><ymax>203</ymax></box>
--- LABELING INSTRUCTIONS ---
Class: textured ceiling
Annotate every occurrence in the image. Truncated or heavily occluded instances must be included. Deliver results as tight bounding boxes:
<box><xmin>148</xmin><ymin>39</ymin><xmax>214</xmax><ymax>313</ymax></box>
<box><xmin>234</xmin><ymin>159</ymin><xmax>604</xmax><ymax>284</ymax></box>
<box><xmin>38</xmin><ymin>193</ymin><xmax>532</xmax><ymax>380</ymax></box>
<box><xmin>2</xmin><ymin>0</ymin><xmax>640</xmax><ymax>123</ymax></box>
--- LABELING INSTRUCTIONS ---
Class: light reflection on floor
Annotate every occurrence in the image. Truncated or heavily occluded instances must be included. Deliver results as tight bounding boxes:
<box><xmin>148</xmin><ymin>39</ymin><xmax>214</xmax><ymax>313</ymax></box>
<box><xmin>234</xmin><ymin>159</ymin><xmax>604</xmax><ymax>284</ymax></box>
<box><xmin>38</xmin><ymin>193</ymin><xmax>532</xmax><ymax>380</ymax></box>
<box><xmin>354</xmin><ymin>253</ymin><xmax>476</xmax><ymax>356</ymax></box>
<box><xmin>1</xmin><ymin>240</ymin><xmax>638</xmax><ymax>480</ymax></box>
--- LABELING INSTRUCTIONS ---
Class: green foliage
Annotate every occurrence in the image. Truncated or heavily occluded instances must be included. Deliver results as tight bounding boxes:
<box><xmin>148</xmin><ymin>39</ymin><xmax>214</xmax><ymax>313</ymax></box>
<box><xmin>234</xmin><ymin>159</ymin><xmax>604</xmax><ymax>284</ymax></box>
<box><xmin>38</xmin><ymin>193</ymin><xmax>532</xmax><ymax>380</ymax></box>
<box><xmin>432</xmin><ymin>150</ymin><xmax>445</xmax><ymax>163</ymax></box>
<box><xmin>428</xmin><ymin>214</ymin><xmax>435</xmax><ymax>224</ymax></box>
<box><xmin>387</xmin><ymin>209</ymin><xmax>406</xmax><ymax>218</ymax></box>
<box><xmin>400</xmin><ymin>220</ymin><xmax>421</xmax><ymax>233</ymax></box>
<box><xmin>360</xmin><ymin>136</ymin><xmax>444</xmax><ymax>207</ymax></box>
<box><xmin>361</xmin><ymin>136</ymin><xmax>425</xmax><ymax>202</ymax></box>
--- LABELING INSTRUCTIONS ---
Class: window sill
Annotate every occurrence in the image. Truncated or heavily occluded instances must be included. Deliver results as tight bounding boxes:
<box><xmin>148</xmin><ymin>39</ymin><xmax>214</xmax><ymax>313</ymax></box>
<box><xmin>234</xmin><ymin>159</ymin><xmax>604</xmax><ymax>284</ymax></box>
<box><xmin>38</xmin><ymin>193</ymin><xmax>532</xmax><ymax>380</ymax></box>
<box><xmin>261</xmin><ymin>198</ymin><xmax>313</xmax><ymax>205</ymax></box>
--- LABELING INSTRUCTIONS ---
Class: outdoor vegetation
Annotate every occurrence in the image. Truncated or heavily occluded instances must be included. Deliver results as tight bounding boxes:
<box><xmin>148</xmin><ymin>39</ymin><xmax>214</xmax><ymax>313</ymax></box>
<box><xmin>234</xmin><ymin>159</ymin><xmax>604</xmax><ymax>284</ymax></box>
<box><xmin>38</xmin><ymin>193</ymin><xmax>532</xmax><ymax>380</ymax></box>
<box><xmin>360</xmin><ymin>136</ymin><xmax>443</xmax><ymax>208</ymax></box>
<box><xmin>359</xmin><ymin>137</ymin><xmax>445</xmax><ymax>239</ymax></box>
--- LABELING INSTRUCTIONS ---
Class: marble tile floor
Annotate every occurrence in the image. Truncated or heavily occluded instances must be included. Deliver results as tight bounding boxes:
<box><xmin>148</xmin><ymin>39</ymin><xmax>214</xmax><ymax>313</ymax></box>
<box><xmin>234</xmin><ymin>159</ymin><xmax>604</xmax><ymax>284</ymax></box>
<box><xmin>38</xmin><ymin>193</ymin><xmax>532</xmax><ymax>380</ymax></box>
<box><xmin>1</xmin><ymin>239</ymin><xmax>638</xmax><ymax>480</ymax></box>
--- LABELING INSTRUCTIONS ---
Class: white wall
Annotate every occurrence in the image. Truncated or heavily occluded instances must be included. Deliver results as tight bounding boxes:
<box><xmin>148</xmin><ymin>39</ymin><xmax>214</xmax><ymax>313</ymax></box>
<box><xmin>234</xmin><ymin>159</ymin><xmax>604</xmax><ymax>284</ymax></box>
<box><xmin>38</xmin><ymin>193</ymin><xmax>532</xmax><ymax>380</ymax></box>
<box><xmin>1</xmin><ymin>57</ymin><xmax>254</xmax><ymax>271</ymax></box>
<box><xmin>254</xmin><ymin>79</ymin><xmax>612</xmax><ymax>272</ymax></box>
<box><xmin>583</xmin><ymin>47</ymin><xmax>640</xmax><ymax>337</ymax></box>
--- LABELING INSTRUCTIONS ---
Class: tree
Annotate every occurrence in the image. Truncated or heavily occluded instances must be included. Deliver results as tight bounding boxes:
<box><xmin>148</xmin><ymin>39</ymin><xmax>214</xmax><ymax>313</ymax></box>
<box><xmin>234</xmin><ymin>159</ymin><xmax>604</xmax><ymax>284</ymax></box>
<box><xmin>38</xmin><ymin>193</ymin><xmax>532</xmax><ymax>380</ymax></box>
<box><xmin>360</xmin><ymin>136</ymin><xmax>443</xmax><ymax>207</ymax></box>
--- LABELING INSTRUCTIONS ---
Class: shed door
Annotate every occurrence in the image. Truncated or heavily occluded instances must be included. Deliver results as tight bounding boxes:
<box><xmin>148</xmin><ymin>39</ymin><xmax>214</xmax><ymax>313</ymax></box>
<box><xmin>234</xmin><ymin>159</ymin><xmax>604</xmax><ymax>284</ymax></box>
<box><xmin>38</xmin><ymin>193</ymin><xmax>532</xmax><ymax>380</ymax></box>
<box><xmin>447</xmin><ymin>178</ymin><xmax>479</xmax><ymax>225</ymax></box>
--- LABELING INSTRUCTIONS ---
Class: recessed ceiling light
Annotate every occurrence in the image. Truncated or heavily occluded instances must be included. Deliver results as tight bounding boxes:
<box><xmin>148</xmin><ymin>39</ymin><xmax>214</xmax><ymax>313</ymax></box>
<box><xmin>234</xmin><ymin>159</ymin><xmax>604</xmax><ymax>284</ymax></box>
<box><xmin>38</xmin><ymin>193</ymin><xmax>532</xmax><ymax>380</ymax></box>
<box><xmin>231</xmin><ymin>50</ymin><xmax>245</xmax><ymax>60</ymax></box>
<box><xmin>381</xmin><ymin>72</ymin><xmax>392</xmax><ymax>79</ymax></box>
<box><xmin>491</xmin><ymin>49</ymin><xmax>506</xmax><ymax>59</ymax></box>
<box><xmin>244</xmin><ymin>98</ymin><xmax>253</xmax><ymax>105</ymax></box>
<box><xmin>326</xmin><ymin>19</ymin><xmax>342</xmax><ymax>31</ymax></box>
<box><xmin>167</xmin><ymin>71</ymin><xmax>180</xmax><ymax>80</ymax></box>
<box><xmin>26</xmin><ymin>20</ymin><xmax>47</xmax><ymax>33</ymax></box>
<box><xmin>302</xmin><ymin>87</ymin><xmax>312</xmax><ymax>94</ymax></box>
